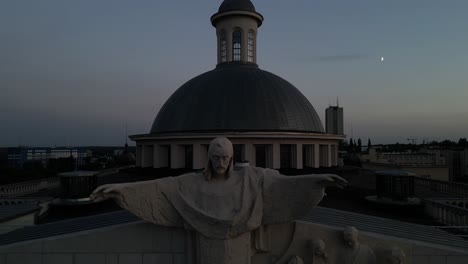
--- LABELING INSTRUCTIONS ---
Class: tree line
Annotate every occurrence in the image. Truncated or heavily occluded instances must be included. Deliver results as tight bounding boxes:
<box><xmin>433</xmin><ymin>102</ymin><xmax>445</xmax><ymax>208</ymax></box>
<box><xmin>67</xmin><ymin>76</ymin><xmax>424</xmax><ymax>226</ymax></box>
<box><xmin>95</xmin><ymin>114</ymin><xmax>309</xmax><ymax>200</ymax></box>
<box><xmin>340</xmin><ymin>138</ymin><xmax>468</xmax><ymax>153</ymax></box>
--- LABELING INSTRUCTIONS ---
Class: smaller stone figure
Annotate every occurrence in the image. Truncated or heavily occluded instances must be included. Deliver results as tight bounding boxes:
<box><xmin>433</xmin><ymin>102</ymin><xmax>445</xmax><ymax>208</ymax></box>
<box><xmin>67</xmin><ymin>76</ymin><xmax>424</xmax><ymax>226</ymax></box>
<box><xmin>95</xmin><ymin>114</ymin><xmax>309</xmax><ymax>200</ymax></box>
<box><xmin>288</xmin><ymin>255</ymin><xmax>304</xmax><ymax>264</ymax></box>
<box><xmin>337</xmin><ymin>226</ymin><xmax>376</xmax><ymax>264</ymax></box>
<box><xmin>389</xmin><ymin>247</ymin><xmax>405</xmax><ymax>264</ymax></box>
<box><xmin>310</xmin><ymin>239</ymin><xmax>328</xmax><ymax>264</ymax></box>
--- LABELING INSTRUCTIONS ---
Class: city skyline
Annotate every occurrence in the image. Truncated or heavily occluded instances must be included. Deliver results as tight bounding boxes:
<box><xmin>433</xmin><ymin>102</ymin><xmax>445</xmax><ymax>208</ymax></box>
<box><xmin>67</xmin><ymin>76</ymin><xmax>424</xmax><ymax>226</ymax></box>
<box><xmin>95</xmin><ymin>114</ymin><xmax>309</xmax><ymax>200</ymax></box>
<box><xmin>1</xmin><ymin>0</ymin><xmax>467</xmax><ymax>147</ymax></box>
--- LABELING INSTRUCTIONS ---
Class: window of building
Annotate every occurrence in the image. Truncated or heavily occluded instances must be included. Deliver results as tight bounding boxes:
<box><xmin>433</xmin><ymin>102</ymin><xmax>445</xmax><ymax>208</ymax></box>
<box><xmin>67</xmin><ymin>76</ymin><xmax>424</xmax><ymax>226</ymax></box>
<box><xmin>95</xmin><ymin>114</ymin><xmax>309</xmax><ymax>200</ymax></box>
<box><xmin>220</xmin><ymin>31</ymin><xmax>227</xmax><ymax>62</ymax></box>
<box><xmin>255</xmin><ymin>145</ymin><xmax>267</xmax><ymax>168</ymax></box>
<box><xmin>248</xmin><ymin>31</ymin><xmax>254</xmax><ymax>62</ymax></box>
<box><xmin>280</xmin><ymin>144</ymin><xmax>297</xmax><ymax>168</ymax></box>
<box><xmin>184</xmin><ymin>145</ymin><xmax>193</xmax><ymax>169</ymax></box>
<box><xmin>255</xmin><ymin>144</ymin><xmax>273</xmax><ymax>168</ymax></box>
<box><xmin>233</xmin><ymin>30</ymin><xmax>242</xmax><ymax>61</ymax></box>
<box><xmin>233</xmin><ymin>144</ymin><xmax>245</xmax><ymax>164</ymax></box>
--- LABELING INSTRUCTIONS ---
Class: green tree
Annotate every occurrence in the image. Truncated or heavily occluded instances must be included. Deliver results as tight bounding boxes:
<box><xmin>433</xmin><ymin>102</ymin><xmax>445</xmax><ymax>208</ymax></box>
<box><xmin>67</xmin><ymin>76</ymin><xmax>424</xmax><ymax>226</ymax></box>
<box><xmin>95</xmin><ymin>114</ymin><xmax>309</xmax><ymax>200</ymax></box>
<box><xmin>349</xmin><ymin>138</ymin><xmax>355</xmax><ymax>152</ymax></box>
<box><xmin>458</xmin><ymin>138</ymin><xmax>467</xmax><ymax>148</ymax></box>
<box><xmin>339</xmin><ymin>139</ymin><xmax>347</xmax><ymax>151</ymax></box>
<box><xmin>357</xmin><ymin>138</ymin><xmax>362</xmax><ymax>153</ymax></box>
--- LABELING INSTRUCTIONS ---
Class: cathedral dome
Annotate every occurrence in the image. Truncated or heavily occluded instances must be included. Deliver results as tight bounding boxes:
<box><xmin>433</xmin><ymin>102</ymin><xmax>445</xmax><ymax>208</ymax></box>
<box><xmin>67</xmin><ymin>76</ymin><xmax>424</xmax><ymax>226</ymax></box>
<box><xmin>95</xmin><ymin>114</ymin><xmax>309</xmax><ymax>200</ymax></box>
<box><xmin>150</xmin><ymin>64</ymin><xmax>324</xmax><ymax>134</ymax></box>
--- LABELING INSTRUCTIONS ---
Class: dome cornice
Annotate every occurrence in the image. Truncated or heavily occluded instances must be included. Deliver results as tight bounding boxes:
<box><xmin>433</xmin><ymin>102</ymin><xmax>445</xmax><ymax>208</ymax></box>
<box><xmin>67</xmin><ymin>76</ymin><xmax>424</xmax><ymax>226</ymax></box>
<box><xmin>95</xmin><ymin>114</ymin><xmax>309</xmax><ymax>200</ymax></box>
<box><xmin>211</xmin><ymin>10</ymin><xmax>263</xmax><ymax>27</ymax></box>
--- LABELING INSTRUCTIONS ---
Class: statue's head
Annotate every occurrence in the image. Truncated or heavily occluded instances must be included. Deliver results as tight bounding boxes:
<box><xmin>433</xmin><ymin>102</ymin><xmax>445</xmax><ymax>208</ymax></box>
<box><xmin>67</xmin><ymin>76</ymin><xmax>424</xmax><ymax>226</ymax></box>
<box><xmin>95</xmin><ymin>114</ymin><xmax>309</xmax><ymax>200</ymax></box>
<box><xmin>343</xmin><ymin>226</ymin><xmax>359</xmax><ymax>248</ymax></box>
<box><xmin>390</xmin><ymin>247</ymin><xmax>405</xmax><ymax>264</ymax></box>
<box><xmin>203</xmin><ymin>137</ymin><xmax>233</xmax><ymax>181</ymax></box>
<box><xmin>310</xmin><ymin>239</ymin><xmax>326</xmax><ymax>257</ymax></box>
<box><xmin>287</xmin><ymin>255</ymin><xmax>304</xmax><ymax>264</ymax></box>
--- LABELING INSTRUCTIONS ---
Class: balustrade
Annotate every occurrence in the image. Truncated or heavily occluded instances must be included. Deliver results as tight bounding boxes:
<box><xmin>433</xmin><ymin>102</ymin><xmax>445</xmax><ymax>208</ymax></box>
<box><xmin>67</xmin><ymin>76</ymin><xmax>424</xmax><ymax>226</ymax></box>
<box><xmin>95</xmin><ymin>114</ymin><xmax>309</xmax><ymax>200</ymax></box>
<box><xmin>0</xmin><ymin>177</ymin><xmax>59</xmax><ymax>198</ymax></box>
<box><xmin>424</xmin><ymin>199</ymin><xmax>468</xmax><ymax>233</ymax></box>
<box><xmin>415</xmin><ymin>177</ymin><xmax>468</xmax><ymax>197</ymax></box>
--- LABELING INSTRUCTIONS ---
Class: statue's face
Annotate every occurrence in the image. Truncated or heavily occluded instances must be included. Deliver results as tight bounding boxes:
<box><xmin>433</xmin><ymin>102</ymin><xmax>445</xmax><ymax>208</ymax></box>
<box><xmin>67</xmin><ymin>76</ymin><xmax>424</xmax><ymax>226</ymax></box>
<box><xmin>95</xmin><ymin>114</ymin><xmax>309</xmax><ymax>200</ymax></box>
<box><xmin>390</xmin><ymin>256</ymin><xmax>403</xmax><ymax>264</ymax></box>
<box><xmin>390</xmin><ymin>249</ymin><xmax>405</xmax><ymax>264</ymax></box>
<box><xmin>313</xmin><ymin>242</ymin><xmax>325</xmax><ymax>256</ymax></box>
<box><xmin>343</xmin><ymin>231</ymin><xmax>358</xmax><ymax>248</ymax></box>
<box><xmin>287</xmin><ymin>256</ymin><xmax>302</xmax><ymax>264</ymax></box>
<box><xmin>209</xmin><ymin>145</ymin><xmax>231</xmax><ymax>177</ymax></box>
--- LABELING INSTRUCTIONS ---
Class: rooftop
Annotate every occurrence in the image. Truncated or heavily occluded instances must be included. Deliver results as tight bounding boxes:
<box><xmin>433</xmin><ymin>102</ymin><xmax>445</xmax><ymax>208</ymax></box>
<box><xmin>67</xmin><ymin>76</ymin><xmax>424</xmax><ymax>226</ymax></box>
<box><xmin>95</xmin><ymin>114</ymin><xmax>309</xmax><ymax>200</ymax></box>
<box><xmin>1</xmin><ymin>206</ymin><xmax>467</xmax><ymax>251</ymax></box>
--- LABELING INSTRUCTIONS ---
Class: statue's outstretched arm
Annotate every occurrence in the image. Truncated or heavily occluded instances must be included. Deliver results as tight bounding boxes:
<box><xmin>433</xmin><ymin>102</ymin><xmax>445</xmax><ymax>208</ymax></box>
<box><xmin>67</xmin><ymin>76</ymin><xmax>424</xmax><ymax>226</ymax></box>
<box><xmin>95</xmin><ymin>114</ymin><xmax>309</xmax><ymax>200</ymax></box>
<box><xmin>297</xmin><ymin>174</ymin><xmax>347</xmax><ymax>189</ymax></box>
<box><xmin>91</xmin><ymin>179</ymin><xmax>184</xmax><ymax>227</ymax></box>
<box><xmin>262</xmin><ymin>170</ymin><xmax>347</xmax><ymax>225</ymax></box>
<box><xmin>91</xmin><ymin>182</ymin><xmax>127</xmax><ymax>202</ymax></box>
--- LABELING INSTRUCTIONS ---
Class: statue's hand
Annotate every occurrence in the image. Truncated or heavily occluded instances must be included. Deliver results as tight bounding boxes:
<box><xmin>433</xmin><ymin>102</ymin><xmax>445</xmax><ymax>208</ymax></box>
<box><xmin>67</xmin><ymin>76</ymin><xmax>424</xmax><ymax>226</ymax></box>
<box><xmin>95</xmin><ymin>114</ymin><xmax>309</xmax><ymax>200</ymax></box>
<box><xmin>90</xmin><ymin>184</ymin><xmax>120</xmax><ymax>202</ymax></box>
<box><xmin>315</xmin><ymin>174</ymin><xmax>347</xmax><ymax>189</ymax></box>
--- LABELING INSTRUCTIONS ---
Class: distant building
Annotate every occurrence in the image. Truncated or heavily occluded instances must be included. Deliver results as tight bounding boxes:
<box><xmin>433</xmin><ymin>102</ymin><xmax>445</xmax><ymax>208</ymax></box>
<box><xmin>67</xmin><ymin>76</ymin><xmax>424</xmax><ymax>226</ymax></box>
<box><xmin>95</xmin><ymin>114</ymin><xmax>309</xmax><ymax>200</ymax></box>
<box><xmin>361</xmin><ymin>147</ymin><xmax>468</xmax><ymax>182</ymax></box>
<box><xmin>363</xmin><ymin>148</ymin><xmax>446</xmax><ymax>167</ymax></box>
<box><xmin>361</xmin><ymin>148</ymin><xmax>449</xmax><ymax>181</ymax></box>
<box><xmin>6</xmin><ymin>148</ymin><xmax>24</xmax><ymax>168</ymax></box>
<box><xmin>325</xmin><ymin>105</ymin><xmax>344</xmax><ymax>135</ymax></box>
<box><xmin>439</xmin><ymin>148</ymin><xmax>468</xmax><ymax>182</ymax></box>
<box><xmin>6</xmin><ymin>147</ymin><xmax>87</xmax><ymax>169</ymax></box>
<box><xmin>0</xmin><ymin>148</ymin><xmax>9</xmax><ymax>166</ymax></box>
<box><xmin>463</xmin><ymin>148</ymin><xmax>468</xmax><ymax>180</ymax></box>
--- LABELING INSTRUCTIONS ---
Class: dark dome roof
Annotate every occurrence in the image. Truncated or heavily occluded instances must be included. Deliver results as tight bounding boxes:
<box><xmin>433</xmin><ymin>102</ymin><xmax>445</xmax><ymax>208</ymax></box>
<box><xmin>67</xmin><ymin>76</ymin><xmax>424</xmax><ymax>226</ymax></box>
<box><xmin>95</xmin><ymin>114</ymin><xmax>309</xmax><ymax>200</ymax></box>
<box><xmin>150</xmin><ymin>64</ymin><xmax>324</xmax><ymax>134</ymax></box>
<box><xmin>218</xmin><ymin>0</ymin><xmax>256</xmax><ymax>13</ymax></box>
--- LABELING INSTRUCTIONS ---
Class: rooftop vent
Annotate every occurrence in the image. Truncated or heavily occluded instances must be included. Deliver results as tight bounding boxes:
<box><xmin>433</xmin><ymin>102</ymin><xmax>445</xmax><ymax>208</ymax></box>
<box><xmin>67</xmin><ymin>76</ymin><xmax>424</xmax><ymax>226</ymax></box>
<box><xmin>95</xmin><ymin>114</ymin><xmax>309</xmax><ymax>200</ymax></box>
<box><xmin>59</xmin><ymin>171</ymin><xmax>98</xmax><ymax>202</ymax></box>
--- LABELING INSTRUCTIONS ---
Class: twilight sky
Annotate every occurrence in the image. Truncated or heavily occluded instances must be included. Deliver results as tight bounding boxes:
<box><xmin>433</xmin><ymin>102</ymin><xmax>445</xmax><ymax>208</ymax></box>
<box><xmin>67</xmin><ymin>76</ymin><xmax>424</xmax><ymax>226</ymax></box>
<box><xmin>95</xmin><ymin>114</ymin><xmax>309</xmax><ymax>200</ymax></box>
<box><xmin>1</xmin><ymin>0</ymin><xmax>467</xmax><ymax>147</ymax></box>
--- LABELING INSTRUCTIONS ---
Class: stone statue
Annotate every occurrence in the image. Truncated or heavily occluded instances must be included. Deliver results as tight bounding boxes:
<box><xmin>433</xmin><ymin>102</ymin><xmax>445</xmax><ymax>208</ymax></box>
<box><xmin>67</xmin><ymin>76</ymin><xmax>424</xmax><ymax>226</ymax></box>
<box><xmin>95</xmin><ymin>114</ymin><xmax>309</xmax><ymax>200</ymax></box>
<box><xmin>91</xmin><ymin>137</ymin><xmax>346</xmax><ymax>264</ymax></box>
<box><xmin>389</xmin><ymin>247</ymin><xmax>405</xmax><ymax>264</ymax></box>
<box><xmin>288</xmin><ymin>255</ymin><xmax>304</xmax><ymax>264</ymax></box>
<box><xmin>310</xmin><ymin>239</ymin><xmax>328</xmax><ymax>264</ymax></box>
<box><xmin>337</xmin><ymin>226</ymin><xmax>376</xmax><ymax>264</ymax></box>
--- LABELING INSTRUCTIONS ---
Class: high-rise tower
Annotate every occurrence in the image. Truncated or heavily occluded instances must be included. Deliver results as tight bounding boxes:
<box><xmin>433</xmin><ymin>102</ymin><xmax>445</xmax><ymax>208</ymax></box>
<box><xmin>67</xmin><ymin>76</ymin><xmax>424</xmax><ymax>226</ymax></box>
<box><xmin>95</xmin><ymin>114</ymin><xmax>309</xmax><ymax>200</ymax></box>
<box><xmin>325</xmin><ymin>104</ymin><xmax>344</xmax><ymax>135</ymax></box>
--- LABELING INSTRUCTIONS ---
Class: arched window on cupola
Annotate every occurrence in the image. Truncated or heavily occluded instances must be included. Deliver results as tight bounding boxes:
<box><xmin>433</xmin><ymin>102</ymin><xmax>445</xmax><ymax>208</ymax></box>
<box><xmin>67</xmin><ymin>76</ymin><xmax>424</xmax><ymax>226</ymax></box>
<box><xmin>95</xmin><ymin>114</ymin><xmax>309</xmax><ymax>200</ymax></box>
<box><xmin>247</xmin><ymin>31</ymin><xmax>255</xmax><ymax>62</ymax></box>
<box><xmin>220</xmin><ymin>31</ymin><xmax>227</xmax><ymax>63</ymax></box>
<box><xmin>232</xmin><ymin>30</ymin><xmax>242</xmax><ymax>61</ymax></box>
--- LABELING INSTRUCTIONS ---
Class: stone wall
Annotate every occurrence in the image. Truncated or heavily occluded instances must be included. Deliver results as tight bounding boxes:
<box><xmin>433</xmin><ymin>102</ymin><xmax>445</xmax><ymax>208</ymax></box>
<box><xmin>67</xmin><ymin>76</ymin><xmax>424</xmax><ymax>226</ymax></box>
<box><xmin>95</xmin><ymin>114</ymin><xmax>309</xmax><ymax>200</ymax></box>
<box><xmin>0</xmin><ymin>213</ymin><xmax>36</xmax><ymax>235</ymax></box>
<box><xmin>1</xmin><ymin>221</ymin><xmax>467</xmax><ymax>264</ymax></box>
<box><xmin>0</xmin><ymin>223</ymin><xmax>193</xmax><ymax>264</ymax></box>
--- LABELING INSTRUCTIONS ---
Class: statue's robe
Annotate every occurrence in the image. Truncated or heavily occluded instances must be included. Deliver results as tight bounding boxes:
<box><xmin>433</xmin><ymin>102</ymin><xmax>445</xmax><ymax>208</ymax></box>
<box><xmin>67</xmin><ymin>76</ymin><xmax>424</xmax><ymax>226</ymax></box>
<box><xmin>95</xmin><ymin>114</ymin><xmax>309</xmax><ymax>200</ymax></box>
<box><xmin>111</xmin><ymin>166</ymin><xmax>325</xmax><ymax>264</ymax></box>
<box><xmin>338</xmin><ymin>244</ymin><xmax>376</xmax><ymax>264</ymax></box>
